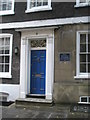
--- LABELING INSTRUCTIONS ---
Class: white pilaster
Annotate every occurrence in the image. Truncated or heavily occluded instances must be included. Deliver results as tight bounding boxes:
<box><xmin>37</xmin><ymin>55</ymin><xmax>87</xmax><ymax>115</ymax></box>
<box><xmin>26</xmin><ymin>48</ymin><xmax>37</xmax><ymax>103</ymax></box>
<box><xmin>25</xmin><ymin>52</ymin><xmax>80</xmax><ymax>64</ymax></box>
<box><xmin>46</xmin><ymin>35</ymin><xmax>54</xmax><ymax>100</ymax></box>
<box><xmin>20</xmin><ymin>38</ymin><xmax>28</xmax><ymax>98</ymax></box>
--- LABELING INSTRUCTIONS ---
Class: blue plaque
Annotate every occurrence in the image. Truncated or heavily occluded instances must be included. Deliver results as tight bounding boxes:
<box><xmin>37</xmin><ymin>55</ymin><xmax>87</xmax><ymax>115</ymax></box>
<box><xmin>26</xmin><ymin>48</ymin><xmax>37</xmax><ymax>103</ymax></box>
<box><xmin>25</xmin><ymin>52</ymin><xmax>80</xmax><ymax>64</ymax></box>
<box><xmin>60</xmin><ymin>53</ymin><xmax>70</xmax><ymax>61</ymax></box>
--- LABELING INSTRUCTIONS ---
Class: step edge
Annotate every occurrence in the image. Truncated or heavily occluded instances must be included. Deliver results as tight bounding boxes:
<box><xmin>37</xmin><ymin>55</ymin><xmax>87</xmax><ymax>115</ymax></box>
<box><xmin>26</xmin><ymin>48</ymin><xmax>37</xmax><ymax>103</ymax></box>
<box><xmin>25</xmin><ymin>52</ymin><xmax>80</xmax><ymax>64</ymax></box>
<box><xmin>15</xmin><ymin>98</ymin><xmax>53</xmax><ymax>104</ymax></box>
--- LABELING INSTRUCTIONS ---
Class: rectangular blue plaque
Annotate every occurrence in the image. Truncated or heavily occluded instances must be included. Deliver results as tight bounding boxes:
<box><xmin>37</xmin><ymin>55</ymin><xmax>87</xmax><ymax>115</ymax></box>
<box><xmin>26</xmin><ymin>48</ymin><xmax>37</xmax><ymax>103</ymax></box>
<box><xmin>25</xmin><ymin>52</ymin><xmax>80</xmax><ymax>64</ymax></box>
<box><xmin>60</xmin><ymin>53</ymin><xmax>70</xmax><ymax>61</ymax></box>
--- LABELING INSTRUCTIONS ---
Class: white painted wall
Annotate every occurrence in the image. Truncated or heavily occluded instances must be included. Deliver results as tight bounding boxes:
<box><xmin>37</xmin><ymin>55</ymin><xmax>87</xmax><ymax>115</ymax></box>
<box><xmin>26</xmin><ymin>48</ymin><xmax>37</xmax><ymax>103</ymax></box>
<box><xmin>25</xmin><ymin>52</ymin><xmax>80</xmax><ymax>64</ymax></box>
<box><xmin>0</xmin><ymin>84</ymin><xmax>20</xmax><ymax>101</ymax></box>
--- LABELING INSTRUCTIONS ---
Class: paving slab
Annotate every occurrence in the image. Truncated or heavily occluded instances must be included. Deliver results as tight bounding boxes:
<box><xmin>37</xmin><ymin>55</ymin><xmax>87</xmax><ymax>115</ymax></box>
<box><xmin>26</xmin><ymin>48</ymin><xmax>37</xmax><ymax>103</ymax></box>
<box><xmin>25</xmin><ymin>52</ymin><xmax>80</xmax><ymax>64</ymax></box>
<box><xmin>0</xmin><ymin>103</ymin><xmax>89</xmax><ymax>119</ymax></box>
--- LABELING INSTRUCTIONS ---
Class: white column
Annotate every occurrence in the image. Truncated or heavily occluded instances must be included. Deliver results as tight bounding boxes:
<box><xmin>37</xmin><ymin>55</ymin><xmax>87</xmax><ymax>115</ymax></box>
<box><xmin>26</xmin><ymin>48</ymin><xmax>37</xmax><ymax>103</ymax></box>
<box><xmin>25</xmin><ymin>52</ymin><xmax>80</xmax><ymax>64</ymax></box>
<box><xmin>27</xmin><ymin>40</ymin><xmax>30</xmax><ymax>94</ymax></box>
<box><xmin>20</xmin><ymin>38</ymin><xmax>28</xmax><ymax>98</ymax></box>
<box><xmin>46</xmin><ymin>35</ymin><xmax>54</xmax><ymax>100</ymax></box>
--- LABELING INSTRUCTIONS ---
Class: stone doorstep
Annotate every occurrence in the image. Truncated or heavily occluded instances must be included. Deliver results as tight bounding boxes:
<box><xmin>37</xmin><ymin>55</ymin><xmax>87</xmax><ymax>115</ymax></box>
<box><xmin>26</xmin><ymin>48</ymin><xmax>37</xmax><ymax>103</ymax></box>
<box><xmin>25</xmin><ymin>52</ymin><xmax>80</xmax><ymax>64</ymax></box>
<box><xmin>15</xmin><ymin>98</ymin><xmax>53</xmax><ymax>107</ymax></box>
<box><xmin>16</xmin><ymin>98</ymin><xmax>52</xmax><ymax>103</ymax></box>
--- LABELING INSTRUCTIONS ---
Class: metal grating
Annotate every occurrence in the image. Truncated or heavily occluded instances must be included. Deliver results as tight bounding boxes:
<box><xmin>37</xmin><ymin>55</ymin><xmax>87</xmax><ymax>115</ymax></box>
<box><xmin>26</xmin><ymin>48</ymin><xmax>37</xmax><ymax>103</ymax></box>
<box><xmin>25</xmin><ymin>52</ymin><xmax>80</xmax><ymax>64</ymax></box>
<box><xmin>31</xmin><ymin>40</ymin><xmax>46</xmax><ymax>48</ymax></box>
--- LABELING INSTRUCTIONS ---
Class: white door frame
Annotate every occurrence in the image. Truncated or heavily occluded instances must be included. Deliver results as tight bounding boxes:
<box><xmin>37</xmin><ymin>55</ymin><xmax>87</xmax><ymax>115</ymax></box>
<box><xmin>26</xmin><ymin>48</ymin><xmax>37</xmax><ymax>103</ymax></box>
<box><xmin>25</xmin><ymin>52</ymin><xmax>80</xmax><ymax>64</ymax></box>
<box><xmin>20</xmin><ymin>28</ymin><xmax>54</xmax><ymax>100</ymax></box>
<box><xmin>30</xmin><ymin>42</ymin><xmax>47</xmax><ymax>96</ymax></box>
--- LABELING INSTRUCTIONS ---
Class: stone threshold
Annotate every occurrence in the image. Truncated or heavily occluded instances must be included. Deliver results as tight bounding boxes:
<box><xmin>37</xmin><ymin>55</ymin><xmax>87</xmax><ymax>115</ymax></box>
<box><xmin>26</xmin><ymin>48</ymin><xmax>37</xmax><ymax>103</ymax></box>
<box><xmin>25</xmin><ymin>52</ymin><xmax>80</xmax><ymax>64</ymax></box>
<box><xmin>15</xmin><ymin>98</ymin><xmax>53</xmax><ymax>107</ymax></box>
<box><xmin>16</xmin><ymin>98</ymin><xmax>52</xmax><ymax>103</ymax></box>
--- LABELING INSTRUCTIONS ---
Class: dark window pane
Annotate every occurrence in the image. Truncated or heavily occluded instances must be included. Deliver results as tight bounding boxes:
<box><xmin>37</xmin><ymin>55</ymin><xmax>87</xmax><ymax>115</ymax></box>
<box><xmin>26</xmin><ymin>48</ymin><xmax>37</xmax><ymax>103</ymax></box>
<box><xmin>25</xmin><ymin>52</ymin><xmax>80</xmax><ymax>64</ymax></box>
<box><xmin>5</xmin><ymin>56</ymin><xmax>9</xmax><ymax>63</ymax></box>
<box><xmin>5</xmin><ymin>50</ymin><xmax>9</xmax><ymax>54</ymax></box>
<box><xmin>0</xmin><ymin>65</ymin><xmax>3</xmax><ymax>72</ymax></box>
<box><xmin>0</xmin><ymin>38</ymin><xmax>2</xmax><ymax>45</ymax></box>
<box><xmin>2</xmin><ymin>64</ymin><xmax>4</xmax><ymax>72</ymax></box>
<box><xmin>0</xmin><ymin>47</ymin><xmax>4</xmax><ymax>54</ymax></box>
<box><xmin>0</xmin><ymin>38</ymin><xmax>4</xmax><ymax>45</ymax></box>
<box><xmin>0</xmin><ymin>50</ymin><xmax>2</xmax><ymax>54</ymax></box>
<box><xmin>2</xmin><ymin>47</ymin><xmax>4</xmax><ymax>54</ymax></box>
<box><xmin>37</xmin><ymin>2</ymin><xmax>42</xmax><ymax>6</ymax></box>
<box><xmin>80</xmin><ymin>54</ymin><xmax>86</xmax><ymax>62</ymax></box>
<box><xmin>2</xmin><ymin>56</ymin><xmax>4</xmax><ymax>63</ymax></box>
<box><xmin>0</xmin><ymin>2</ymin><xmax>2</xmax><ymax>11</ymax></box>
<box><xmin>0</xmin><ymin>56</ymin><xmax>2</xmax><ymax>63</ymax></box>
<box><xmin>37</xmin><ymin>0</ymin><xmax>42</xmax><ymax>6</ymax></box>
<box><xmin>80</xmin><ymin>64</ymin><xmax>86</xmax><ymax>72</ymax></box>
<box><xmin>88</xmin><ymin>64</ymin><xmax>90</xmax><ymax>72</ymax></box>
<box><xmin>88</xmin><ymin>44</ymin><xmax>90</xmax><ymax>52</ymax></box>
<box><xmin>80</xmin><ymin>34</ymin><xmax>86</xmax><ymax>44</ymax></box>
<box><xmin>0</xmin><ymin>57</ymin><xmax>2</xmax><ymax>63</ymax></box>
<box><xmin>88</xmin><ymin>54</ymin><xmax>90</xmax><ymax>62</ymax></box>
<box><xmin>5</xmin><ymin>65</ymin><xmax>9</xmax><ymax>72</ymax></box>
<box><xmin>0</xmin><ymin>64</ymin><xmax>4</xmax><ymax>72</ymax></box>
<box><xmin>43</xmin><ymin>2</ymin><xmax>48</xmax><ymax>5</ymax></box>
<box><xmin>8</xmin><ymin>2</ymin><xmax>12</xmax><ymax>10</ymax></box>
<box><xmin>2</xmin><ymin>38</ymin><xmax>4</xmax><ymax>45</ymax></box>
<box><xmin>5</xmin><ymin>47</ymin><xmax>9</xmax><ymax>54</ymax></box>
<box><xmin>80</xmin><ymin>44</ymin><xmax>86</xmax><ymax>52</ymax></box>
<box><xmin>89</xmin><ymin>97</ymin><xmax>90</xmax><ymax>102</ymax></box>
<box><xmin>81</xmin><ymin>97</ymin><xmax>87</xmax><ymax>102</ymax></box>
<box><xmin>88</xmin><ymin>34</ymin><xmax>90</xmax><ymax>43</ymax></box>
<box><xmin>30</xmin><ymin>0</ymin><xmax>36</xmax><ymax>8</ymax></box>
<box><xmin>2</xmin><ymin>4</ymin><xmax>7</xmax><ymax>10</ymax></box>
<box><xmin>0</xmin><ymin>56</ymin><xmax>4</xmax><ymax>63</ymax></box>
<box><xmin>5</xmin><ymin>37</ymin><xmax>10</xmax><ymax>45</ymax></box>
<box><xmin>43</xmin><ymin>0</ymin><xmax>48</xmax><ymax>5</ymax></box>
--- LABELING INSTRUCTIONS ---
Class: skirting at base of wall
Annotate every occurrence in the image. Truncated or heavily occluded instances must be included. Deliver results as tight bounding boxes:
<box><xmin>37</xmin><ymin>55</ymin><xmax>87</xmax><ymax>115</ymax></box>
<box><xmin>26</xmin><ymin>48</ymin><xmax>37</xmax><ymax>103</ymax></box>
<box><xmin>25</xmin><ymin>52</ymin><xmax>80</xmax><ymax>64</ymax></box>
<box><xmin>0</xmin><ymin>84</ymin><xmax>20</xmax><ymax>101</ymax></box>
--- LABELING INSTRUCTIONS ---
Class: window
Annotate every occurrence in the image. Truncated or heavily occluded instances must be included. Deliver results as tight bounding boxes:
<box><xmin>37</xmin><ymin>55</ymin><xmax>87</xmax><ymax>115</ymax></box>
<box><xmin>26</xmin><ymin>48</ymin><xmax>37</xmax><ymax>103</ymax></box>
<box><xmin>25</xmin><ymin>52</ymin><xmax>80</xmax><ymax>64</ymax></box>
<box><xmin>75</xmin><ymin>31</ymin><xmax>90</xmax><ymax>78</ymax></box>
<box><xmin>0</xmin><ymin>34</ymin><xmax>13</xmax><ymax>78</ymax></box>
<box><xmin>26</xmin><ymin>0</ymin><xmax>52</xmax><ymax>13</ymax></box>
<box><xmin>79</xmin><ymin>96</ymin><xmax>90</xmax><ymax>104</ymax></box>
<box><xmin>75</xmin><ymin>0</ymin><xmax>90</xmax><ymax>7</ymax></box>
<box><xmin>0</xmin><ymin>0</ymin><xmax>14</xmax><ymax>16</ymax></box>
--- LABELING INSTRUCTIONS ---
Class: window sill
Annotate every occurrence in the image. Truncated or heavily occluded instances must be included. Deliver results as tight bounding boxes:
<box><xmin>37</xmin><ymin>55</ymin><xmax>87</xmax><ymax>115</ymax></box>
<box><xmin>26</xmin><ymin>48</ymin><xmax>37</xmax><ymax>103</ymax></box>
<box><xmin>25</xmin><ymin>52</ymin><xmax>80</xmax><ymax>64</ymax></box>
<box><xmin>0</xmin><ymin>11</ymin><xmax>15</xmax><ymax>16</ymax></box>
<box><xmin>78</xmin><ymin>102</ymin><xmax>90</xmax><ymax>104</ymax></box>
<box><xmin>25</xmin><ymin>6</ymin><xmax>52</xmax><ymax>13</ymax></box>
<box><xmin>74</xmin><ymin>3</ymin><xmax>90</xmax><ymax>8</ymax></box>
<box><xmin>74</xmin><ymin>75</ymin><xmax>90</xmax><ymax>79</ymax></box>
<box><xmin>0</xmin><ymin>74</ymin><xmax>12</xmax><ymax>78</ymax></box>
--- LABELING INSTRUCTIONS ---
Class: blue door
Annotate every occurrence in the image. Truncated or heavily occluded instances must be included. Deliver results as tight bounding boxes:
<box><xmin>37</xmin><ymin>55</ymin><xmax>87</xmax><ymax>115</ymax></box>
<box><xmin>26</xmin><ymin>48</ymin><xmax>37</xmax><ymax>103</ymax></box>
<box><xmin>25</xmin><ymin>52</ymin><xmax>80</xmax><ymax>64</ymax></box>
<box><xmin>30</xmin><ymin>50</ymin><xmax>46</xmax><ymax>95</ymax></box>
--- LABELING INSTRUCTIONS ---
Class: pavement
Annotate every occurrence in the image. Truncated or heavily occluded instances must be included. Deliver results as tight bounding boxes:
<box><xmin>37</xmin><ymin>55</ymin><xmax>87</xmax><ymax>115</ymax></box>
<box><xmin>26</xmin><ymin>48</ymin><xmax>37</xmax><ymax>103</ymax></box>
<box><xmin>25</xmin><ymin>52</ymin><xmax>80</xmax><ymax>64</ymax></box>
<box><xmin>0</xmin><ymin>103</ymin><xmax>90</xmax><ymax>119</ymax></box>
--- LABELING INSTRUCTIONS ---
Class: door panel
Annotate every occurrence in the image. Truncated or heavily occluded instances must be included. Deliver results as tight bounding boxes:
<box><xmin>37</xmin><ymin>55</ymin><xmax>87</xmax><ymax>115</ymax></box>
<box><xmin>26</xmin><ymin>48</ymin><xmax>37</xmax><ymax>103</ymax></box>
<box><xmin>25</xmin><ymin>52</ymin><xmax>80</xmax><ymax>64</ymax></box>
<box><xmin>30</xmin><ymin>50</ymin><xmax>46</xmax><ymax>94</ymax></box>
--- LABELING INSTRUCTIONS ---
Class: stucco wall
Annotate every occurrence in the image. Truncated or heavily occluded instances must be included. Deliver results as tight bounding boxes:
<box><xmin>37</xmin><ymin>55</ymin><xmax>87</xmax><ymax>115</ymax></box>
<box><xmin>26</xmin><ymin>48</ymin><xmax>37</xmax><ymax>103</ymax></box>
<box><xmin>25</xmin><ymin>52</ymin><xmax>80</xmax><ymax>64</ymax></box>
<box><xmin>53</xmin><ymin>23</ymin><xmax>90</xmax><ymax>103</ymax></box>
